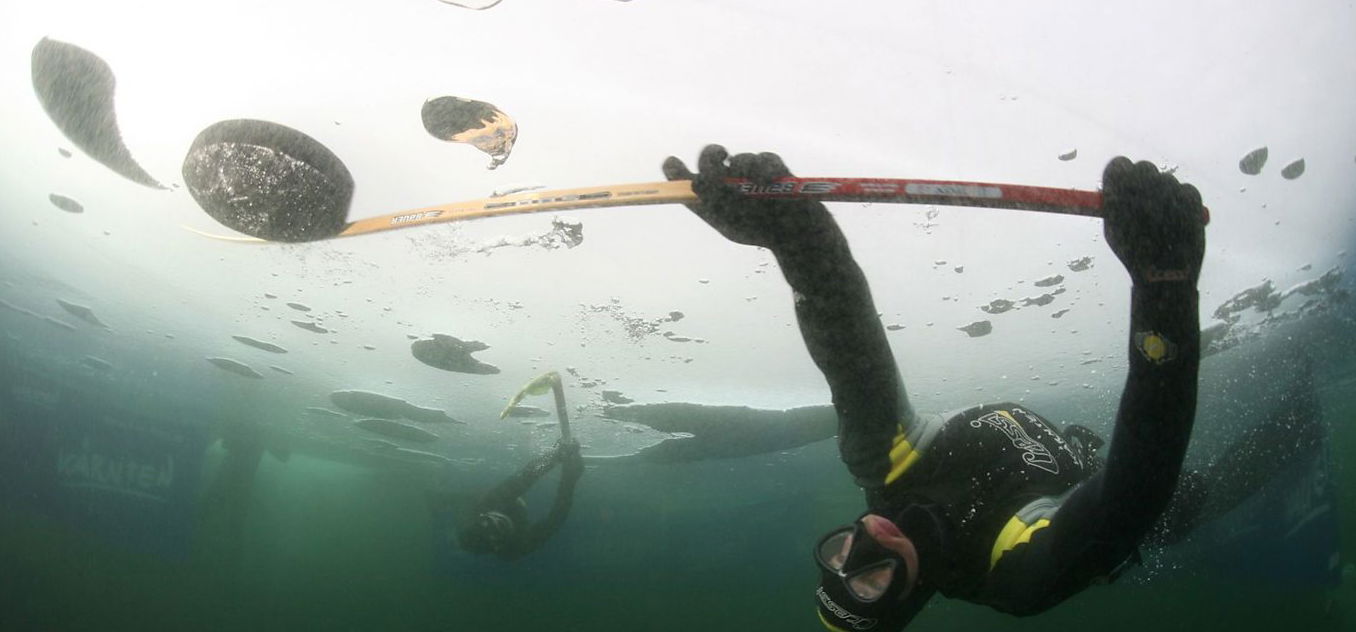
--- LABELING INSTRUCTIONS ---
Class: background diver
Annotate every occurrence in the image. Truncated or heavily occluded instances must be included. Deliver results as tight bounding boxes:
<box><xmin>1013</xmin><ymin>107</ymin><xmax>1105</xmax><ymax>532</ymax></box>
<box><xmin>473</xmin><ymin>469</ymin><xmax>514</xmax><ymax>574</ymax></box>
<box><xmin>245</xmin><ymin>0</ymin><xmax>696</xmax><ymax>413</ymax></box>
<box><xmin>430</xmin><ymin>371</ymin><xmax>584</xmax><ymax>560</ymax></box>
<box><xmin>659</xmin><ymin>145</ymin><xmax>1316</xmax><ymax>630</ymax></box>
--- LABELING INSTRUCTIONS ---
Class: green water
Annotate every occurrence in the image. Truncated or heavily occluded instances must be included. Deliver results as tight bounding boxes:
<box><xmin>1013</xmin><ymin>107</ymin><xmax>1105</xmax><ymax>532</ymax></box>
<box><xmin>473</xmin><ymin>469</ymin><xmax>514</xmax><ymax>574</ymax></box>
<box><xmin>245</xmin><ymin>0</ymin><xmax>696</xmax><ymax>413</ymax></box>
<box><xmin>2</xmin><ymin>309</ymin><xmax>1354</xmax><ymax>631</ymax></box>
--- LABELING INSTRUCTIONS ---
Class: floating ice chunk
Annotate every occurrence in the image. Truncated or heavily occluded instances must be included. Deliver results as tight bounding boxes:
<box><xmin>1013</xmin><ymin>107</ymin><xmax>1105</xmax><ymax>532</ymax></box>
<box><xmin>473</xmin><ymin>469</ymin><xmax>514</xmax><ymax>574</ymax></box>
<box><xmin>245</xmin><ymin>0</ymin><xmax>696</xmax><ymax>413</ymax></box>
<box><xmin>287</xmin><ymin>302</ymin><xmax>312</xmax><ymax>312</ymax></box>
<box><xmin>1034</xmin><ymin>275</ymin><xmax>1064</xmax><ymax>287</ymax></box>
<box><xmin>206</xmin><ymin>356</ymin><xmax>262</xmax><ymax>378</ymax></box>
<box><xmin>1281</xmin><ymin>158</ymin><xmax>1305</xmax><ymax>180</ymax></box>
<box><xmin>957</xmin><ymin>320</ymin><xmax>993</xmax><ymax>337</ymax></box>
<box><xmin>1239</xmin><ymin>147</ymin><xmax>1268</xmax><ymax>175</ymax></box>
<box><xmin>886</xmin><ymin>324</ymin><xmax>904</xmax><ymax>331</ymax></box>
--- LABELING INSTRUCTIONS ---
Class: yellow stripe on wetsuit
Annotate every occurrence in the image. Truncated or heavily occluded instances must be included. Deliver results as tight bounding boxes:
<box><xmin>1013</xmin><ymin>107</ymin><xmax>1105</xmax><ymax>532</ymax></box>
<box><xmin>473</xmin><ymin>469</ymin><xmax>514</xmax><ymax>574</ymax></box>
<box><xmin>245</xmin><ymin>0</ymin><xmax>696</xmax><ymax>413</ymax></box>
<box><xmin>989</xmin><ymin>515</ymin><xmax>1051</xmax><ymax>570</ymax></box>
<box><xmin>885</xmin><ymin>429</ymin><xmax>921</xmax><ymax>485</ymax></box>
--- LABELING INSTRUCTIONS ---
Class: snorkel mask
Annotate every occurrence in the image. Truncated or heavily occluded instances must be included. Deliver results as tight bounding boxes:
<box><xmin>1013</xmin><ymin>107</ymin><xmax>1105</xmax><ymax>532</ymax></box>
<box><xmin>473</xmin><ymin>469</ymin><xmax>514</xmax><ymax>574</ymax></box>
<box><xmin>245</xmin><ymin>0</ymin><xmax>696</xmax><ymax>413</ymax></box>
<box><xmin>462</xmin><ymin>510</ymin><xmax>516</xmax><ymax>554</ymax></box>
<box><xmin>814</xmin><ymin>508</ymin><xmax>944</xmax><ymax>631</ymax></box>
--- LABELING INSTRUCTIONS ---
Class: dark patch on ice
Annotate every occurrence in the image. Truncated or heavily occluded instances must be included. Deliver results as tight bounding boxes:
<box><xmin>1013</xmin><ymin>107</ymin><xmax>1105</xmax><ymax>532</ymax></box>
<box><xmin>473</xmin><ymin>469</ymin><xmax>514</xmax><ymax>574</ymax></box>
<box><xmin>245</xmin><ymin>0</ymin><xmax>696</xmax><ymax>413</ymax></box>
<box><xmin>602</xmin><ymin>390</ymin><xmax>634</xmax><ymax>405</ymax></box>
<box><xmin>1021</xmin><ymin>293</ymin><xmax>1056</xmax><ymax>307</ymax></box>
<box><xmin>1067</xmin><ymin>257</ymin><xmax>1094</xmax><ymax>272</ymax></box>
<box><xmin>31</xmin><ymin>38</ymin><xmax>164</xmax><ymax>188</ymax></box>
<box><xmin>886</xmin><ymin>324</ymin><xmax>905</xmax><ymax>331</ymax></box>
<box><xmin>603</xmin><ymin>402</ymin><xmax>838</xmax><ymax>463</ymax></box>
<box><xmin>1238</xmin><ymin>147</ymin><xmax>1268</xmax><ymax>175</ymax></box>
<box><xmin>980</xmin><ymin>299</ymin><xmax>1015</xmax><ymax>314</ymax></box>
<box><xmin>411</xmin><ymin>334</ymin><xmax>499</xmax><ymax>374</ymax></box>
<box><xmin>1034</xmin><ymin>275</ymin><xmax>1064</xmax><ymax>287</ymax></box>
<box><xmin>422</xmin><ymin>95</ymin><xmax>517</xmax><ymax>169</ymax></box>
<box><xmin>49</xmin><ymin>193</ymin><xmax>83</xmax><ymax>213</ymax></box>
<box><xmin>1281</xmin><ymin>159</ymin><xmax>1305</xmax><ymax>180</ymax></box>
<box><xmin>353</xmin><ymin>418</ymin><xmax>439</xmax><ymax>443</ymax></box>
<box><xmin>1058</xmin><ymin>149</ymin><xmax>1077</xmax><ymax>161</ymax></box>
<box><xmin>957</xmin><ymin>320</ymin><xmax>993</xmax><ymax>337</ymax></box>
<box><xmin>403</xmin><ymin>403</ymin><xmax>459</xmax><ymax>424</ymax></box>
<box><xmin>330</xmin><ymin>390</ymin><xmax>408</xmax><ymax>419</ymax></box>
<box><xmin>206</xmin><ymin>356</ymin><xmax>263</xmax><ymax>378</ymax></box>
<box><xmin>1051</xmin><ymin>309</ymin><xmax>1070</xmax><ymax>319</ymax></box>
<box><xmin>330</xmin><ymin>390</ymin><xmax>463</xmax><ymax>424</ymax></box>
<box><xmin>58</xmin><ymin>147</ymin><xmax>72</xmax><ymax>158</ymax></box>
<box><xmin>291</xmin><ymin>320</ymin><xmax>329</xmax><ymax>334</ymax></box>
<box><xmin>55</xmin><ymin>298</ymin><xmax>108</xmax><ymax>328</ymax></box>
<box><xmin>232</xmin><ymin>335</ymin><xmax>288</xmax><ymax>354</ymax></box>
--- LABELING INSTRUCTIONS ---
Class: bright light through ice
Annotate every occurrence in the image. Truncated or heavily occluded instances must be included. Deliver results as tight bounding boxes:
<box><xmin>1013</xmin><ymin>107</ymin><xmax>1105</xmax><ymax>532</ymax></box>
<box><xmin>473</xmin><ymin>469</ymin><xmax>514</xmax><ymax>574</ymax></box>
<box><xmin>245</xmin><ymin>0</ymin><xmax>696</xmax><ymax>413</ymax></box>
<box><xmin>0</xmin><ymin>0</ymin><xmax>1352</xmax><ymax>460</ymax></box>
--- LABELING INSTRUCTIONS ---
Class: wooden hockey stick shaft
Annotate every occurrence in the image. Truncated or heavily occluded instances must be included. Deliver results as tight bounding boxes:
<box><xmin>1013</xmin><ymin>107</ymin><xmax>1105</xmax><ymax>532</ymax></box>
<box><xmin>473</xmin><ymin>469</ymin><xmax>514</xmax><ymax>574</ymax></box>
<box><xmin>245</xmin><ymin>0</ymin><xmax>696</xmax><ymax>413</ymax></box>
<box><xmin>337</xmin><ymin>177</ymin><xmax>1178</xmax><ymax>240</ymax></box>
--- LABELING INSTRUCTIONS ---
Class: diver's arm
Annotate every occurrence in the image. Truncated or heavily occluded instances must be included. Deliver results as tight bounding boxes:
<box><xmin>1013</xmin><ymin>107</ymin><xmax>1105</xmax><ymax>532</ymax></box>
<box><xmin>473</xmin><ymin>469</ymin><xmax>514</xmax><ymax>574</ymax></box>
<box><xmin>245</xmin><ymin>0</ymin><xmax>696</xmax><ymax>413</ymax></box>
<box><xmin>979</xmin><ymin>158</ymin><xmax>1207</xmax><ymax>612</ymax></box>
<box><xmin>481</xmin><ymin>444</ymin><xmax>563</xmax><ymax>507</ymax></box>
<box><xmin>663</xmin><ymin>146</ymin><xmax>910</xmax><ymax>489</ymax></box>
<box><xmin>519</xmin><ymin>442</ymin><xmax>584</xmax><ymax>555</ymax></box>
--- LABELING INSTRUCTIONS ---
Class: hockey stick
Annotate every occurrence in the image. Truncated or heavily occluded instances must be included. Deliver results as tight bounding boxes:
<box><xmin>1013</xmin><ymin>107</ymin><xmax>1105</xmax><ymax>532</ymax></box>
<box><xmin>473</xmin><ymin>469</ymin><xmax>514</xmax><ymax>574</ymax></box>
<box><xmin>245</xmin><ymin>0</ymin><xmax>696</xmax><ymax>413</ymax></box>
<box><xmin>338</xmin><ymin>177</ymin><xmax>1113</xmax><ymax>239</ymax></box>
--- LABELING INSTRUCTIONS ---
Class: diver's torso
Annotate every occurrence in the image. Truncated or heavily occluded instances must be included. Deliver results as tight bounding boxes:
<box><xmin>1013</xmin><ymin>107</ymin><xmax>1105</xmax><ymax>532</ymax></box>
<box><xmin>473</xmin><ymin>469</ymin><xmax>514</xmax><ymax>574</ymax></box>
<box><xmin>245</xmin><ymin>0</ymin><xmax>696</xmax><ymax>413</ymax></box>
<box><xmin>883</xmin><ymin>403</ymin><xmax>1092</xmax><ymax>594</ymax></box>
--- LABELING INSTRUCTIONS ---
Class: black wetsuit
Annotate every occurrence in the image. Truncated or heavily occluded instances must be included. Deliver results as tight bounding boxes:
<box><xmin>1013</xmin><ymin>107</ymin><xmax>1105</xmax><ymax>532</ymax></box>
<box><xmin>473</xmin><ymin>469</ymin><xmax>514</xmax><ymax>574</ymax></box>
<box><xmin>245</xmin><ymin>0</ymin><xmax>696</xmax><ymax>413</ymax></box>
<box><xmin>471</xmin><ymin>441</ymin><xmax>583</xmax><ymax>560</ymax></box>
<box><xmin>772</xmin><ymin>214</ymin><xmax>1201</xmax><ymax>615</ymax></box>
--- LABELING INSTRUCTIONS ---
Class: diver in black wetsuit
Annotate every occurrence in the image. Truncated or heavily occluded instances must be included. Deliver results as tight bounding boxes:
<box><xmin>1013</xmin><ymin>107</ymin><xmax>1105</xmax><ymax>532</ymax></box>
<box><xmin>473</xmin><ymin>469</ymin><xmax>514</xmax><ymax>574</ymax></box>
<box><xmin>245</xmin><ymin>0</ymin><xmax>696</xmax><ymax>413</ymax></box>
<box><xmin>456</xmin><ymin>436</ymin><xmax>583</xmax><ymax>560</ymax></box>
<box><xmin>662</xmin><ymin>145</ymin><xmax>1210</xmax><ymax>629</ymax></box>
<box><xmin>439</xmin><ymin>371</ymin><xmax>585</xmax><ymax>560</ymax></box>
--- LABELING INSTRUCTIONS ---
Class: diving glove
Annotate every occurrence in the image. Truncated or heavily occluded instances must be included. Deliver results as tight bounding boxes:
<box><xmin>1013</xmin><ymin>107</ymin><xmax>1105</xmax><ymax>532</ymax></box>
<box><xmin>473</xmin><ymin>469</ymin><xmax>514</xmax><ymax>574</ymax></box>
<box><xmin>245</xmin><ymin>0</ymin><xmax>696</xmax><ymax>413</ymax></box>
<box><xmin>1101</xmin><ymin>157</ymin><xmax>1206</xmax><ymax>287</ymax></box>
<box><xmin>662</xmin><ymin>144</ymin><xmax>836</xmax><ymax>251</ymax></box>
